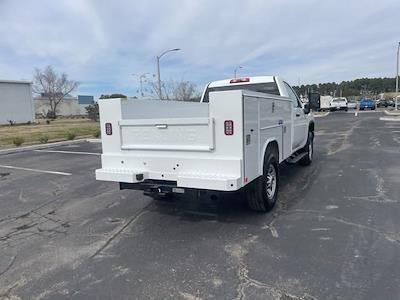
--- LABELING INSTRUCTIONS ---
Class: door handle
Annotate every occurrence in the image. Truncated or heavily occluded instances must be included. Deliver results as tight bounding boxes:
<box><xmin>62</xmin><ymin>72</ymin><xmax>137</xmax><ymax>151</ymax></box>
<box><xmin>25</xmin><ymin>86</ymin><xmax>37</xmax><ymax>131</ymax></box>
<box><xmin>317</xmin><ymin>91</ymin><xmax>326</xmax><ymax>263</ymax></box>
<box><xmin>155</xmin><ymin>124</ymin><xmax>168</xmax><ymax>129</ymax></box>
<box><xmin>296</xmin><ymin>113</ymin><xmax>301</xmax><ymax>117</ymax></box>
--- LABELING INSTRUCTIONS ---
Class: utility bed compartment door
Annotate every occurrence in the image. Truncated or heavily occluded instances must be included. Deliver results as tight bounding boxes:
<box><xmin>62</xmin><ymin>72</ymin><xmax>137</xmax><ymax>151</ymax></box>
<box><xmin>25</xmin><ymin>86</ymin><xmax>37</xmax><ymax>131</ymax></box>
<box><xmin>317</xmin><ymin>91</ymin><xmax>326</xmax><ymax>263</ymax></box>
<box><xmin>244</xmin><ymin>98</ymin><xmax>260</xmax><ymax>183</ymax></box>
<box><xmin>119</xmin><ymin>117</ymin><xmax>215</xmax><ymax>152</ymax></box>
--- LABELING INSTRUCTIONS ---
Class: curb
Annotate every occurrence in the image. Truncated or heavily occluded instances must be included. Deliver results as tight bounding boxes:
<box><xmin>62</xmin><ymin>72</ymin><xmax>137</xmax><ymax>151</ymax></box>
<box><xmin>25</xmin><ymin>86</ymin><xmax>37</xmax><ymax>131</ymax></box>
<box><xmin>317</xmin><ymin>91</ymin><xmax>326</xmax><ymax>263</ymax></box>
<box><xmin>384</xmin><ymin>110</ymin><xmax>400</xmax><ymax>116</ymax></box>
<box><xmin>0</xmin><ymin>138</ymin><xmax>101</xmax><ymax>155</ymax></box>
<box><xmin>85</xmin><ymin>138</ymin><xmax>101</xmax><ymax>143</ymax></box>
<box><xmin>379</xmin><ymin>117</ymin><xmax>400</xmax><ymax>122</ymax></box>
<box><xmin>314</xmin><ymin>112</ymin><xmax>330</xmax><ymax>118</ymax></box>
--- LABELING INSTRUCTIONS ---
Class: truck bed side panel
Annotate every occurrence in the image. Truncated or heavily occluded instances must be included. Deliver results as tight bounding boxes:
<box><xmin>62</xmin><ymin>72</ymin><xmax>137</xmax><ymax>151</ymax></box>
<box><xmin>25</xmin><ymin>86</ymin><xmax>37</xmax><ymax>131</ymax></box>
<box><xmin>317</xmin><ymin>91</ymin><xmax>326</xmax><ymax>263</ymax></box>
<box><xmin>243</xmin><ymin>93</ymin><xmax>291</xmax><ymax>183</ymax></box>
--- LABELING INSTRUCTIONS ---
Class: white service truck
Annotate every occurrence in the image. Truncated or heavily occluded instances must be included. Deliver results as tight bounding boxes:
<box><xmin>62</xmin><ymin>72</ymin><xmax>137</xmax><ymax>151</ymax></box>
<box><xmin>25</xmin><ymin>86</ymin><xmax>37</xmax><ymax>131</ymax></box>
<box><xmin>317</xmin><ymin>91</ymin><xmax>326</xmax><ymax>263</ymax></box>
<box><xmin>96</xmin><ymin>76</ymin><xmax>316</xmax><ymax>212</ymax></box>
<box><xmin>319</xmin><ymin>95</ymin><xmax>333</xmax><ymax>111</ymax></box>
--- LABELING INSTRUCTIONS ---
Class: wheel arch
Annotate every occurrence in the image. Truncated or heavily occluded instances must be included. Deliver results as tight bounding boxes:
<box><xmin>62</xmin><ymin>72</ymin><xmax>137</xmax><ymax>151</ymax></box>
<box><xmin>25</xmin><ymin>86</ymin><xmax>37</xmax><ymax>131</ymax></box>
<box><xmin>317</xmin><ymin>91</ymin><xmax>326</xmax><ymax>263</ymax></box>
<box><xmin>260</xmin><ymin>139</ymin><xmax>280</xmax><ymax>174</ymax></box>
<box><xmin>309</xmin><ymin>121</ymin><xmax>315</xmax><ymax>134</ymax></box>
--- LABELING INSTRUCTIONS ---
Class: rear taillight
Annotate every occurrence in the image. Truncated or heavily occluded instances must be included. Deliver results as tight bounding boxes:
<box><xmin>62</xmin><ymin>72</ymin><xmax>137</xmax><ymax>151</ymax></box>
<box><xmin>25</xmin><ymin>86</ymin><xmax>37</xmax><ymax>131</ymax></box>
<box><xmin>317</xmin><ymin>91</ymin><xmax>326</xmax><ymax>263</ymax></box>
<box><xmin>105</xmin><ymin>123</ymin><xmax>112</xmax><ymax>135</ymax></box>
<box><xmin>224</xmin><ymin>120</ymin><xmax>234</xmax><ymax>135</ymax></box>
<box><xmin>230</xmin><ymin>77</ymin><xmax>250</xmax><ymax>84</ymax></box>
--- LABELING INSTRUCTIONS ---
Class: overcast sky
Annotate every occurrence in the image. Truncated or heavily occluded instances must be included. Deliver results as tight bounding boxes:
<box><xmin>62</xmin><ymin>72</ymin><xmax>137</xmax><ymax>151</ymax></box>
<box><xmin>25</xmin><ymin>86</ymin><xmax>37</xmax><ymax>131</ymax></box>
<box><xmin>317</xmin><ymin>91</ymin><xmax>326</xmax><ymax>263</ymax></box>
<box><xmin>0</xmin><ymin>0</ymin><xmax>399</xmax><ymax>97</ymax></box>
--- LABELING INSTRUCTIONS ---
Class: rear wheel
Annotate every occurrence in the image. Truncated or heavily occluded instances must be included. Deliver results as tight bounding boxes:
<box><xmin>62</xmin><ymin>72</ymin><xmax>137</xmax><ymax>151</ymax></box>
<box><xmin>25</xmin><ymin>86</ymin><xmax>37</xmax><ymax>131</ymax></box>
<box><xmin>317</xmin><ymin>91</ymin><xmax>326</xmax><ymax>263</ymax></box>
<box><xmin>246</xmin><ymin>150</ymin><xmax>279</xmax><ymax>212</ymax></box>
<box><xmin>299</xmin><ymin>131</ymin><xmax>314</xmax><ymax>166</ymax></box>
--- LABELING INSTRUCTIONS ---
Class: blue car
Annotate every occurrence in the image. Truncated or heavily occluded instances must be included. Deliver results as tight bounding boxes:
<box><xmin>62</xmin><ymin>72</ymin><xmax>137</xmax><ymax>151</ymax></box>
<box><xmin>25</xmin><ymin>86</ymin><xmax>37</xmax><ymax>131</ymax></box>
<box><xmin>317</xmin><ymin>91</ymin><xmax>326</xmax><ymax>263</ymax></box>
<box><xmin>359</xmin><ymin>98</ymin><xmax>375</xmax><ymax>110</ymax></box>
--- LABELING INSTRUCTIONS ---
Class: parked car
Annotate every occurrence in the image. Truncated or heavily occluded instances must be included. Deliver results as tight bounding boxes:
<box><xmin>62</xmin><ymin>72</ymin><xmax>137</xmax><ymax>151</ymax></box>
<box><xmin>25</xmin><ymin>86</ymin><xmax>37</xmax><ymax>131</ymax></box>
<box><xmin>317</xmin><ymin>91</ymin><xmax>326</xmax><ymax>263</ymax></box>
<box><xmin>377</xmin><ymin>99</ymin><xmax>389</xmax><ymax>108</ymax></box>
<box><xmin>330</xmin><ymin>97</ymin><xmax>348</xmax><ymax>111</ymax></box>
<box><xmin>359</xmin><ymin>98</ymin><xmax>375</xmax><ymax>110</ymax></box>
<box><xmin>347</xmin><ymin>100</ymin><xmax>357</xmax><ymax>109</ymax></box>
<box><xmin>96</xmin><ymin>76</ymin><xmax>315</xmax><ymax>212</ymax></box>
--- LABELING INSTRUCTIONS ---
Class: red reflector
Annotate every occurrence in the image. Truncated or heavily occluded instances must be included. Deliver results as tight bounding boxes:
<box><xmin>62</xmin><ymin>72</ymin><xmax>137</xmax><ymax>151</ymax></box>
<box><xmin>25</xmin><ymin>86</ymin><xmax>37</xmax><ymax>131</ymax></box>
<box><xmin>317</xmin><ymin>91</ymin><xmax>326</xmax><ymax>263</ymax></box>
<box><xmin>230</xmin><ymin>77</ymin><xmax>250</xmax><ymax>84</ymax></box>
<box><xmin>224</xmin><ymin>120</ymin><xmax>234</xmax><ymax>135</ymax></box>
<box><xmin>105</xmin><ymin>123</ymin><xmax>112</xmax><ymax>135</ymax></box>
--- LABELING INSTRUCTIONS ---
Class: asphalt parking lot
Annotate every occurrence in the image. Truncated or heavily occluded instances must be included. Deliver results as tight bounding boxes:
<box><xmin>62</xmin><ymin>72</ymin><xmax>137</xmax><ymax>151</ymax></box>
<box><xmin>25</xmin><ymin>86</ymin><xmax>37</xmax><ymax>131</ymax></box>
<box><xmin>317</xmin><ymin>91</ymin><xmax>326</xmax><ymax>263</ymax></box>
<box><xmin>1</xmin><ymin>111</ymin><xmax>400</xmax><ymax>300</ymax></box>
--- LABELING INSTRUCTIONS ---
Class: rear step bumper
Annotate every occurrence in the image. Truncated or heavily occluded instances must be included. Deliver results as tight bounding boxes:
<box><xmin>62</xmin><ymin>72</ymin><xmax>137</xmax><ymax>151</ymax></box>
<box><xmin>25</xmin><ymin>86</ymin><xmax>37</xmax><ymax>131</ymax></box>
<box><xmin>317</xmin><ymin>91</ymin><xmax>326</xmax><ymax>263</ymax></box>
<box><xmin>96</xmin><ymin>168</ymin><xmax>242</xmax><ymax>191</ymax></box>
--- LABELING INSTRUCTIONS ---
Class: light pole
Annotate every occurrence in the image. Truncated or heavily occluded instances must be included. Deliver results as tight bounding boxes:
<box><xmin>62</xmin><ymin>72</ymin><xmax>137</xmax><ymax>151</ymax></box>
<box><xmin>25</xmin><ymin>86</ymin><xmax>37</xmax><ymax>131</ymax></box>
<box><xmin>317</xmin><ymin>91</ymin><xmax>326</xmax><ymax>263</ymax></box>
<box><xmin>396</xmin><ymin>42</ymin><xmax>400</xmax><ymax>110</ymax></box>
<box><xmin>132</xmin><ymin>73</ymin><xmax>149</xmax><ymax>97</ymax></box>
<box><xmin>156</xmin><ymin>48</ymin><xmax>181</xmax><ymax>99</ymax></box>
<box><xmin>234</xmin><ymin>66</ymin><xmax>243</xmax><ymax>78</ymax></box>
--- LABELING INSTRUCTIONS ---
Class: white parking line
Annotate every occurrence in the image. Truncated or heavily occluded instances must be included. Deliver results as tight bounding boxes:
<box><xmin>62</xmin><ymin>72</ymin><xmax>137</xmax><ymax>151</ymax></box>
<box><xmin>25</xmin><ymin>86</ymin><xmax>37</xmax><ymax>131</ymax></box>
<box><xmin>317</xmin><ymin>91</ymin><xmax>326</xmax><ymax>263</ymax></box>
<box><xmin>34</xmin><ymin>150</ymin><xmax>101</xmax><ymax>156</ymax></box>
<box><xmin>380</xmin><ymin>117</ymin><xmax>400</xmax><ymax>122</ymax></box>
<box><xmin>0</xmin><ymin>165</ymin><xmax>72</xmax><ymax>176</ymax></box>
<box><xmin>314</xmin><ymin>112</ymin><xmax>330</xmax><ymax>118</ymax></box>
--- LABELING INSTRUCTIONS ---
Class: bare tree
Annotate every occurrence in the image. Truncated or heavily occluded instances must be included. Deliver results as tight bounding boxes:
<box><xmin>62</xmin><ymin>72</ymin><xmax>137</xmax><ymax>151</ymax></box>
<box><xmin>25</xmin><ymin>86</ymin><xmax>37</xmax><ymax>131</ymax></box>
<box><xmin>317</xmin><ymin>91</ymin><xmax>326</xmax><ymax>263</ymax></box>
<box><xmin>33</xmin><ymin>66</ymin><xmax>79</xmax><ymax>118</ymax></box>
<box><xmin>147</xmin><ymin>80</ymin><xmax>175</xmax><ymax>100</ymax></box>
<box><xmin>173</xmin><ymin>81</ymin><xmax>197</xmax><ymax>101</ymax></box>
<box><xmin>147</xmin><ymin>79</ymin><xmax>198</xmax><ymax>101</ymax></box>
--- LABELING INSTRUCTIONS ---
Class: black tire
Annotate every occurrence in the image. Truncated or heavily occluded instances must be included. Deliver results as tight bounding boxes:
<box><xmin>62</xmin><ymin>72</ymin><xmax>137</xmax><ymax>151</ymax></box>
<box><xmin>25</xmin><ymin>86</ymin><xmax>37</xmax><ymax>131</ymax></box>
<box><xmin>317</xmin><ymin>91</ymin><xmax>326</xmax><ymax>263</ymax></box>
<box><xmin>299</xmin><ymin>131</ymin><xmax>314</xmax><ymax>166</ymax></box>
<box><xmin>360</xmin><ymin>108</ymin><xmax>364</xmax><ymax>110</ymax></box>
<box><xmin>246</xmin><ymin>150</ymin><xmax>279</xmax><ymax>212</ymax></box>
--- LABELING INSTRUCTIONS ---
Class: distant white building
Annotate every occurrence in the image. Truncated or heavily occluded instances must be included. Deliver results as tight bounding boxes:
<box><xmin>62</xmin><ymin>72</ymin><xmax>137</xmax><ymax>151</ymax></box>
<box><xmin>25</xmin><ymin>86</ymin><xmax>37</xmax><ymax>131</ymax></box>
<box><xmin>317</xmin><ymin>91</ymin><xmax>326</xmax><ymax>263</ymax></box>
<box><xmin>34</xmin><ymin>94</ymin><xmax>79</xmax><ymax>117</ymax></box>
<box><xmin>0</xmin><ymin>80</ymin><xmax>35</xmax><ymax>125</ymax></box>
<box><xmin>34</xmin><ymin>94</ymin><xmax>94</xmax><ymax>117</ymax></box>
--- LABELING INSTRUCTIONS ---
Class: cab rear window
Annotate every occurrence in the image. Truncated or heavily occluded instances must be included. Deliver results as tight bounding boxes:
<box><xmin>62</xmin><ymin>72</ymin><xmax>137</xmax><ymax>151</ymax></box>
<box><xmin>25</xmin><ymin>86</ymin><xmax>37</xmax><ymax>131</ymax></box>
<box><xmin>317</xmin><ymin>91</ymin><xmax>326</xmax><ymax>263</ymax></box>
<box><xmin>203</xmin><ymin>82</ymin><xmax>280</xmax><ymax>103</ymax></box>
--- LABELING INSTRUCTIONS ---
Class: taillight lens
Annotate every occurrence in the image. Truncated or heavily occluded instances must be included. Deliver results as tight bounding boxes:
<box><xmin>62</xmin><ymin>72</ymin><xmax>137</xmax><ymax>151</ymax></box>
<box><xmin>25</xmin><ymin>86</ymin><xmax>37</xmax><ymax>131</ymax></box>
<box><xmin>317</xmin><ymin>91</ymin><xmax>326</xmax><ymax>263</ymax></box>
<box><xmin>224</xmin><ymin>120</ymin><xmax>234</xmax><ymax>135</ymax></box>
<box><xmin>105</xmin><ymin>123</ymin><xmax>112</xmax><ymax>135</ymax></box>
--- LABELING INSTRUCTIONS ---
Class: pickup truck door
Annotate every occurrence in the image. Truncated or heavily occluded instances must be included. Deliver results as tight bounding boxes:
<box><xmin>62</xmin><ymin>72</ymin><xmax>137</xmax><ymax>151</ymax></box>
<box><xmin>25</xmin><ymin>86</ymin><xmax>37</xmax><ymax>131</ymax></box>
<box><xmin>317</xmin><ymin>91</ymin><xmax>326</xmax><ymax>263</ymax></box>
<box><xmin>284</xmin><ymin>82</ymin><xmax>308</xmax><ymax>151</ymax></box>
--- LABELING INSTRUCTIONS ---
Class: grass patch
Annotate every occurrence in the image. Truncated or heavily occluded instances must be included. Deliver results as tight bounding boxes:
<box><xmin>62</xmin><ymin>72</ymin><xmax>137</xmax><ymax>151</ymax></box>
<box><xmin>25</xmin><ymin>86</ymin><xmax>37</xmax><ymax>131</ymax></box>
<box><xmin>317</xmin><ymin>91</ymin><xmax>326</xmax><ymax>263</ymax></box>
<box><xmin>39</xmin><ymin>135</ymin><xmax>49</xmax><ymax>143</ymax></box>
<box><xmin>93</xmin><ymin>129</ymin><xmax>101</xmax><ymax>138</ymax></box>
<box><xmin>0</xmin><ymin>118</ymin><xmax>100</xmax><ymax>148</ymax></box>
<box><xmin>12</xmin><ymin>137</ymin><xmax>24</xmax><ymax>146</ymax></box>
<box><xmin>66</xmin><ymin>132</ymin><xmax>76</xmax><ymax>140</ymax></box>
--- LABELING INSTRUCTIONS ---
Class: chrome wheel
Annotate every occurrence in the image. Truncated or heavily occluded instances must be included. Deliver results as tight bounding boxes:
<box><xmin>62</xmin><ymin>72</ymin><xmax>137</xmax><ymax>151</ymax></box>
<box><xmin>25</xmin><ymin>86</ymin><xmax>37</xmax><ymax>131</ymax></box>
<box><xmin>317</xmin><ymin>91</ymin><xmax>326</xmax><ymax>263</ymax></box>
<box><xmin>266</xmin><ymin>164</ymin><xmax>277</xmax><ymax>199</ymax></box>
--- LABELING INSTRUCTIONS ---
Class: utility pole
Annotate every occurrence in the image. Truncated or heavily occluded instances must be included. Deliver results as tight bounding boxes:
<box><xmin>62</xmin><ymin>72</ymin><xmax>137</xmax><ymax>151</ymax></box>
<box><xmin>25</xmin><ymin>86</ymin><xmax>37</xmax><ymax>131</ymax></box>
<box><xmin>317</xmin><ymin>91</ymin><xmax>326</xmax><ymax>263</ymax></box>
<box><xmin>156</xmin><ymin>48</ymin><xmax>181</xmax><ymax>99</ymax></box>
<box><xmin>234</xmin><ymin>66</ymin><xmax>243</xmax><ymax>78</ymax></box>
<box><xmin>396</xmin><ymin>42</ymin><xmax>400</xmax><ymax>110</ymax></box>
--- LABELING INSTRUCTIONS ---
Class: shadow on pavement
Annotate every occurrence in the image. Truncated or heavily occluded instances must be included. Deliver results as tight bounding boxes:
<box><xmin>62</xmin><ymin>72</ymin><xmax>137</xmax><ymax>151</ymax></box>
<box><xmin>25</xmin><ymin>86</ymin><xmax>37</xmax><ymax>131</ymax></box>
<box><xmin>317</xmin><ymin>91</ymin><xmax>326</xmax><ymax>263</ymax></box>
<box><xmin>146</xmin><ymin>159</ymin><xmax>320</xmax><ymax>227</ymax></box>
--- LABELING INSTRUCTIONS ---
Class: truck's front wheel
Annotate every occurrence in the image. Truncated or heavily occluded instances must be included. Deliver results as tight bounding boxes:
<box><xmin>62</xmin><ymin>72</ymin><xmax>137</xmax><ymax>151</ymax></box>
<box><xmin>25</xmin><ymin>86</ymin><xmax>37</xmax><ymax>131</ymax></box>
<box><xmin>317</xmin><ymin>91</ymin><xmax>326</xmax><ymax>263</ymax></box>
<box><xmin>246</xmin><ymin>151</ymin><xmax>279</xmax><ymax>212</ymax></box>
<box><xmin>299</xmin><ymin>131</ymin><xmax>314</xmax><ymax>166</ymax></box>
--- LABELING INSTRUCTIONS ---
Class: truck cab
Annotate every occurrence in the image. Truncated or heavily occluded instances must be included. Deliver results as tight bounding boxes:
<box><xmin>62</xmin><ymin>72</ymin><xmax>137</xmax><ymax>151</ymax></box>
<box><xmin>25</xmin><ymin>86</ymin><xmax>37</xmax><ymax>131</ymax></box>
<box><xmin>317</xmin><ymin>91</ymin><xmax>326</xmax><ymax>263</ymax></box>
<box><xmin>96</xmin><ymin>76</ymin><xmax>315</xmax><ymax>212</ymax></box>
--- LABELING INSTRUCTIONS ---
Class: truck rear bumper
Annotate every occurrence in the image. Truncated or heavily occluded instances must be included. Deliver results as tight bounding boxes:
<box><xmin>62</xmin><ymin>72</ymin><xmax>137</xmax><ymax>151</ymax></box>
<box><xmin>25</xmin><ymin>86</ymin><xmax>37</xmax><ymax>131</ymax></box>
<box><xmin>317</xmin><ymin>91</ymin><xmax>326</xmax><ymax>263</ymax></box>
<box><xmin>330</xmin><ymin>107</ymin><xmax>347</xmax><ymax>111</ymax></box>
<box><xmin>95</xmin><ymin>168</ymin><xmax>242</xmax><ymax>191</ymax></box>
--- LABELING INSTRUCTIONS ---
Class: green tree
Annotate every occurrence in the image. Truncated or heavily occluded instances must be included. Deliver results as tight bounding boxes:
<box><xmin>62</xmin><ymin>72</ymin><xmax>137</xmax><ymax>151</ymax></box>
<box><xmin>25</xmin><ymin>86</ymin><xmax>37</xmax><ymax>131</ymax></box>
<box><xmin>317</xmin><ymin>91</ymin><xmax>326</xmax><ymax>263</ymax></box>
<box><xmin>293</xmin><ymin>77</ymin><xmax>397</xmax><ymax>97</ymax></box>
<box><xmin>85</xmin><ymin>103</ymin><xmax>99</xmax><ymax>122</ymax></box>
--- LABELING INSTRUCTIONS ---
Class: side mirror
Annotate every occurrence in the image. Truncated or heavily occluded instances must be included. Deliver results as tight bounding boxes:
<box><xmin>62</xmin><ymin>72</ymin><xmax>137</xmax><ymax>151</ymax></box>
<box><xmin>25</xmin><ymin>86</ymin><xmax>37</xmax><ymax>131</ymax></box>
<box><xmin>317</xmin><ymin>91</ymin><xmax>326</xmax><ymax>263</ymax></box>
<box><xmin>308</xmin><ymin>92</ymin><xmax>321</xmax><ymax>111</ymax></box>
<box><xmin>303</xmin><ymin>103</ymin><xmax>310</xmax><ymax>114</ymax></box>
